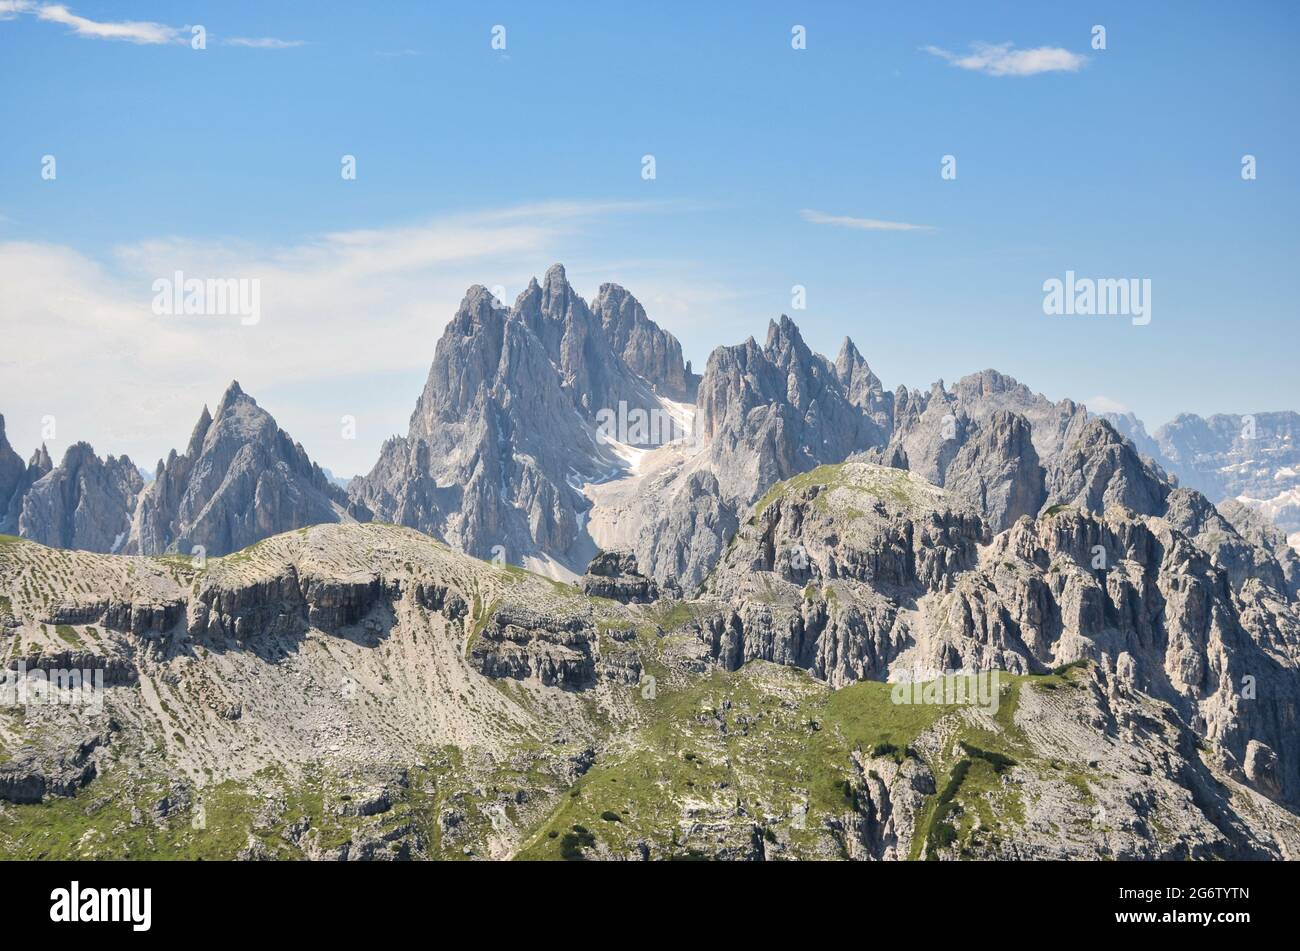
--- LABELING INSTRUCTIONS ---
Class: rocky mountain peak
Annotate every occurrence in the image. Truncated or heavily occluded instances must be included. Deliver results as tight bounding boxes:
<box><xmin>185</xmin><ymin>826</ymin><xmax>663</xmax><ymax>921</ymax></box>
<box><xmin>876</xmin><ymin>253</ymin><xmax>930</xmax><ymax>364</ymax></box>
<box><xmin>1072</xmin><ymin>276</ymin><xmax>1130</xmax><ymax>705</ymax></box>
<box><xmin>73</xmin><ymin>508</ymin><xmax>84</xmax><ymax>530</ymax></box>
<box><xmin>591</xmin><ymin>282</ymin><xmax>699</xmax><ymax>401</ymax></box>
<box><xmin>764</xmin><ymin>313</ymin><xmax>812</xmax><ymax>367</ymax></box>
<box><xmin>127</xmin><ymin>384</ymin><xmax>356</xmax><ymax>557</ymax></box>
<box><xmin>1042</xmin><ymin>416</ymin><xmax>1170</xmax><ymax>517</ymax></box>
<box><xmin>350</xmin><ymin>265</ymin><xmax>700</xmax><ymax>575</ymax></box>
<box><xmin>11</xmin><ymin>441</ymin><xmax>142</xmax><ymax>552</ymax></box>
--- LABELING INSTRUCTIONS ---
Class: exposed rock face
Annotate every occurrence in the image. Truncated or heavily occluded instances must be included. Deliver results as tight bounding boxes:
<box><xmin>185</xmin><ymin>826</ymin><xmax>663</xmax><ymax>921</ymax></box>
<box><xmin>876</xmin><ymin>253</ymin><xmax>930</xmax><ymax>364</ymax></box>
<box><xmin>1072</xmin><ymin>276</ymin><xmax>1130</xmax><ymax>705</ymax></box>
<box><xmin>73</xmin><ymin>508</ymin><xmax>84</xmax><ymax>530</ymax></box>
<box><xmin>0</xmin><ymin>415</ymin><xmax>26</xmax><ymax>529</ymax></box>
<box><xmin>15</xmin><ymin>442</ymin><xmax>142</xmax><ymax>552</ymax></box>
<box><xmin>469</xmin><ymin>606</ymin><xmax>598</xmax><ymax>689</ymax></box>
<box><xmin>349</xmin><ymin>266</ymin><xmax>696</xmax><ymax>574</ymax></box>
<box><xmin>591</xmin><ymin>283</ymin><xmax>699</xmax><ymax>402</ymax></box>
<box><xmin>1099</xmin><ymin>411</ymin><xmax>1166</xmax><ymax>465</ymax></box>
<box><xmin>127</xmin><ymin>382</ymin><xmax>357</xmax><ymax>557</ymax></box>
<box><xmin>887</xmin><ymin>370</ymin><xmax>1089</xmax><ymax>489</ymax></box>
<box><xmin>700</xmin><ymin>464</ymin><xmax>988</xmax><ymax>683</ymax></box>
<box><xmin>0</xmin><ymin>731</ymin><xmax>109</xmax><ymax>804</ymax></box>
<box><xmin>1215</xmin><ymin>498</ymin><xmax>1300</xmax><ymax>598</ymax></box>
<box><xmin>699</xmin><ymin>462</ymin><xmax>1300</xmax><ymax>809</ymax></box>
<box><xmin>1042</xmin><ymin>417</ymin><xmax>1170</xmax><ymax>516</ymax></box>
<box><xmin>1</xmin><ymin>444</ymin><xmax>53</xmax><ymax>535</ymax></box>
<box><xmin>579</xmin><ymin>550</ymin><xmax>660</xmax><ymax>603</ymax></box>
<box><xmin>942</xmin><ymin>410</ymin><xmax>1046</xmax><ymax>532</ymax></box>
<box><xmin>695</xmin><ymin>316</ymin><xmax>886</xmax><ymax>500</ymax></box>
<box><xmin>847</xmin><ymin>749</ymin><xmax>935</xmax><ymax>861</ymax></box>
<box><xmin>630</xmin><ymin>317</ymin><xmax>888</xmax><ymax>590</ymax></box>
<box><xmin>834</xmin><ymin>338</ymin><xmax>895</xmax><ymax>432</ymax></box>
<box><xmin>0</xmin><ymin>511</ymin><xmax>1296</xmax><ymax>860</ymax></box>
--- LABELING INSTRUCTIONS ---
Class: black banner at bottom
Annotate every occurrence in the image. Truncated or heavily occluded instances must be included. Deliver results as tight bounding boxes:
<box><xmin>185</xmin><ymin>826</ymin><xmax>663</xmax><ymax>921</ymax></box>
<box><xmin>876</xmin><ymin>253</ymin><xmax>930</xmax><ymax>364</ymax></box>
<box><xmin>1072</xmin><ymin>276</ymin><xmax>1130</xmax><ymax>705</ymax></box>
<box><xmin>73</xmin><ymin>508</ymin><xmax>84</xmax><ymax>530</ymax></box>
<box><xmin>0</xmin><ymin>858</ymin><xmax>1288</xmax><ymax>938</ymax></box>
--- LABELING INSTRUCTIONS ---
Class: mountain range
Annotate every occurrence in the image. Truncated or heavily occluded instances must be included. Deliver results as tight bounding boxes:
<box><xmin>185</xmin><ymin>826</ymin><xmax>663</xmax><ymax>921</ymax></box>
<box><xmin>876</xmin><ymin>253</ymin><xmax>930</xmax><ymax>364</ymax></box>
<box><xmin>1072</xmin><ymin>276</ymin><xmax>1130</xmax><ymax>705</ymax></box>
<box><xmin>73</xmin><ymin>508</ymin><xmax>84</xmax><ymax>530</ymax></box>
<box><xmin>2</xmin><ymin>264</ymin><xmax>1299</xmax><ymax>860</ymax></box>
<box><xmin>4</xmin><ymin>264</ymin><xmax>1295</xmax><ymax>579</ymax></box>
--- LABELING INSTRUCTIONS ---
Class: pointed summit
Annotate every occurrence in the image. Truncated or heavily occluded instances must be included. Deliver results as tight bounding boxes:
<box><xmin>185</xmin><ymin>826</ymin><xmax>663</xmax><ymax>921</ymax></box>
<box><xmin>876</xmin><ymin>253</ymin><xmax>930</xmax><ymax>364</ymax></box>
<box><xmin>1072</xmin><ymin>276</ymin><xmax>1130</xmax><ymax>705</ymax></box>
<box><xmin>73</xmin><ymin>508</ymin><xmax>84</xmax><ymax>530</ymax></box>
<box><xmin>127</xmin><ymin>384</ymin><xmax>358</xmax><ymax>557</ymax></box>
<box><xmin>186</xmin><ymin>404</ymin><xmax>214</xmax><ymax>459</ymax></box>
<box><xmin>837</xmin><ymin>336</ymin><xmax>860</xmax><ymax>360</ymax></box>
<box><xmin>8</xmin><ymin>440</ymin><xmax>142</xmax><ymax>551</ymax></box>
<box><xmin>591</xmin><ymin>282</ymin><xmax>699</xmax><ymax>401</ymax></box>
<box><xmin>216</xmin><ymin>380</ymin><xmax>249</xmax><ymax>417</ymax></box>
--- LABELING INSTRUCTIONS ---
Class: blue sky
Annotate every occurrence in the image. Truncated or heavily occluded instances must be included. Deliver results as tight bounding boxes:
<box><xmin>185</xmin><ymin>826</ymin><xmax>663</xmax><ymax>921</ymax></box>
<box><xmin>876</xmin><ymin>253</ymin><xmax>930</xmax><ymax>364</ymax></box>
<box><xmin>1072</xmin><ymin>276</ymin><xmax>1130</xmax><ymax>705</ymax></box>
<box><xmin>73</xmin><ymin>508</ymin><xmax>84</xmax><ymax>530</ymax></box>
<box><xmin>1</xmin><ymin>1</ymin><xmax>1297</xmax><ymax>475</ymax></box>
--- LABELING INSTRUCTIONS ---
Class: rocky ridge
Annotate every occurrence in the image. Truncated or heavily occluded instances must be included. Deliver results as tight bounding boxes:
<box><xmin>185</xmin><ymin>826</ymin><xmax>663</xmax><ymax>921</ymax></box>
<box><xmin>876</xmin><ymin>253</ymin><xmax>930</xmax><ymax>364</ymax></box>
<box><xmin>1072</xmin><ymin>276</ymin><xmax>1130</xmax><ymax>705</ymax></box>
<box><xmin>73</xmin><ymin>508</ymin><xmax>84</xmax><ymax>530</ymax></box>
<box><xmin>1</xmin><ymin>457</ymin><xmax>1297</xmax><ymax>860</ymax></box>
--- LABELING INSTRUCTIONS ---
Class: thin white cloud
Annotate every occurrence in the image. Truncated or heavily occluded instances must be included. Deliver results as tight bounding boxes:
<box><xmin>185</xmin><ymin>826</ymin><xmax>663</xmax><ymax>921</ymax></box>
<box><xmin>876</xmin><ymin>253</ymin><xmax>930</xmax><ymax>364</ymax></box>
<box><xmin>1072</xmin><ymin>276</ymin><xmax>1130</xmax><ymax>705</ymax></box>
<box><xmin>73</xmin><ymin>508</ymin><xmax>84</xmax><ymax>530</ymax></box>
<box><xmin>800</xmin><ymin>209</ymin><xmax>934</xmax><ymax>233</ymax></box>
<box><xmin>225</xmin><ymin>37</ymin><xmax>305</xmax><ymax>49</ymax></box>
<box><xmin>2</xmin><ymin>3</ymin><xmax>301</xmax><ymax>47</ymax></box>
<box><xmin>33</xmin><ymin>3</ymin><xmax>180</xmax><ymax>44</ymax></box>
<box><xmin>924</xmin><ymin>41</ymin><xmax>1087</xmax><ymax>77</ymax></box>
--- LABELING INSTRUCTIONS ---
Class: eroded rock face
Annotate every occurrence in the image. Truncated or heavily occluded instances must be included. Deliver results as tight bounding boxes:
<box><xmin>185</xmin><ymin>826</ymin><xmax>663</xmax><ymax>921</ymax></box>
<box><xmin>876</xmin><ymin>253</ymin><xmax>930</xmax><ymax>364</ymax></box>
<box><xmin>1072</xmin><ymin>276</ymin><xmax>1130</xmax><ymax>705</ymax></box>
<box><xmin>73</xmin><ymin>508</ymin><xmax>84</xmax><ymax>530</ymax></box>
<box><xmin>695</xmin><ymin>462</ymin><xmax>1300</xmax><ymax>808</ymax></box>
<box><xmin>579</xmin><ymin>550</ymin><xmax>659</xmax><ymax>604</ymax></box>
<box><xmin>127</xmin><ymin>382</ymin><xmax>356</xmax><ymax>558</ymax></box>
<box><xmin>0</xmin><ymin>415</ymin><xmax>27</xmax><ymax>530</ymax></box>
<box><xmin>15</xmin><ymin>442</ymin><xmax>142</xmax><ymax>552</ymax></box>
<box><xmin>1042</xmin><ymin>418</ymin><xmax>1170</xmax><ymax>517</ymax></box>
<box><xmin>591</xmin><ymin>283</ymin><xmax>700</xmax><ymax>403</ymax></box>
<box><xmin>469</xmin><ymin>607</ymin><xmax>597</xmax><ymax>689</ymax></box>
<box><xmin>0</xmin><ymin>729</ymin><xmax>110</xmax><ymax>804</ymax></box>
<box><xmin>349</xmin><ymin>267</ymin><xmax>696</xmax><ymax>574</ymax></box>
<box><xmin>845</xmin><ymin>750</ymin><xmax>935</xmax><ymax>861</ymax></box>
<box><xmin>942</xmin><ymin>410</ymin><xmax>1046</xmax><ymax>532</ymax></box>
<box><xmin>630</xmin><ymin>317</ymin><xmax>889</xmax><ymax>590</ymax></box>
<box><xmin>0</xmin><ymin>512</ymin><xmax>1296</xmax><ymax>860</ymax></box>
<box><xmin>1105</xmin><ymin>410</ymin><xmax>1300</xmax><ymax>536</ymax></box>
<box><xmin>700</xmin><ymin>464</ymin><xmax>987</xmax><ymax>684</ymax></box>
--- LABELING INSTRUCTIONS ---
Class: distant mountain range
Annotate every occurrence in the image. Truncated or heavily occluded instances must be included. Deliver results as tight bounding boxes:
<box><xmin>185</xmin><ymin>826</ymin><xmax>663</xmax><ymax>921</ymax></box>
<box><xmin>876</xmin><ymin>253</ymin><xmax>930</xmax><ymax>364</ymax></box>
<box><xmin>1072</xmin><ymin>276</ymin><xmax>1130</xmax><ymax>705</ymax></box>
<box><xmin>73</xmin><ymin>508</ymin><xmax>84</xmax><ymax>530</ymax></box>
<box><xmin>1102</xmin><ymin>410</ymin><xmax>1300</xmax><ymax>540</ymax></box>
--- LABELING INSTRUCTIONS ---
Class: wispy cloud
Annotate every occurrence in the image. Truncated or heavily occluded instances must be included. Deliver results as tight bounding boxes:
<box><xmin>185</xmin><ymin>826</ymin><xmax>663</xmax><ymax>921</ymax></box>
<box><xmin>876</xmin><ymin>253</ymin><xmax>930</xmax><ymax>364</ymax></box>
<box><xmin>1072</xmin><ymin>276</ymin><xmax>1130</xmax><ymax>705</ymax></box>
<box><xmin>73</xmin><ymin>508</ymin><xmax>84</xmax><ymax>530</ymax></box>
<box><xmin>224</xmin><ymin>37</ymin><xmax>305</xmax><ymax>49</ymax></box>
<box><xmin>2</xmin><ymin>2</ymin><xmax>301</xmax><ymax>47</ymax></box>
<box><xmin>800</xmin><ymin>209</ymin><xmax>934</xmax><ymax>233</ymax></box>
<box><xmin>33</xmin><ymin>2</ymin><xmax>180</xmax><ymax>43</ymax></box>
<box><xmin>923</xmin><ymin>41</ymin><xmax>1087</xmax><ymax>77</ymax></box>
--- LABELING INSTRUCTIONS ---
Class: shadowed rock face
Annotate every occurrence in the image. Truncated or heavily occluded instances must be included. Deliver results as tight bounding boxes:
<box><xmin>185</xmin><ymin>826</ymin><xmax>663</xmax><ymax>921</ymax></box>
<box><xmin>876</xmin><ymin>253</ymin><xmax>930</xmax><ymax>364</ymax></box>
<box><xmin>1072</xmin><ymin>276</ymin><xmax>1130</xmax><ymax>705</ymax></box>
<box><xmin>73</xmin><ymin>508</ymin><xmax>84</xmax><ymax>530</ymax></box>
<box><xmin>834</xmin><ymin>337</ymin><xmax>895</xmax><ymax>432</ymax></box>
<box><xmin>349</xmin><ymin>266</ymin><xmax>696</xmax><ymax>575</ymax></box>
<box><xmin>127</xmin><ymin>381</ymin><xmax>355</xmax><ymax>557</ymax></box>
<box><xmin>13</xmin><ymin>442</ymin><xmax>142</xmax><ymax>552</ymax></box>
<box><xmin>630</xmin><ymin>317</ymin><xmax>889</xmax><ymax>591</ymax></box>
<box><xmin>1042</xmin><ymin>417</ymin><xmax>1170</xmax><ymax>517</ymax></box>
<box><xmin>0</xmin><ymin>438</ymin><xmax>53</xmax><ymax>537</ymax></box>
<box><xmin>0</xmin><ymin>416</ymin><xmax>26</xmax><ymax>529</ymax></box>
<box><xmin>579</xmin><ymin>550</ymin><xmax>660</xmax><ymax>603</ymax></box>
<box><xmin>942</xmin><ymin>409</ymin><xmax>1046</xmax><ymax>532</ymax></box>
<box><xmin>591</xmin><ymin>283</ymin><xmax>700</xmax><ymax>403</ymax></box>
